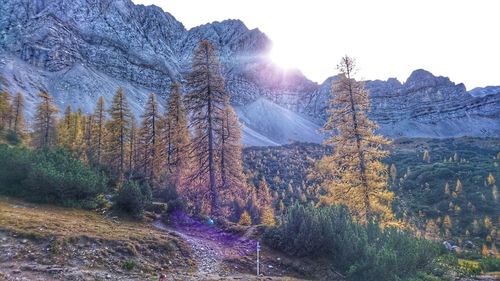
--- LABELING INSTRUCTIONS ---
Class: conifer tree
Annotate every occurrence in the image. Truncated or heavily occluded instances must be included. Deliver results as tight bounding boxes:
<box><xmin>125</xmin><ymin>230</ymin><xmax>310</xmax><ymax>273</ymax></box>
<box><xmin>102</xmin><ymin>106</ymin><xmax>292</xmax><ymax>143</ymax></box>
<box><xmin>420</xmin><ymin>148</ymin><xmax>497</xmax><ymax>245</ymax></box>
<box><xmin>390</xmin><ymin>163</ymin><xmax>397</xmax><ymax>184</ymax></box>
<box><xmin>106</xmin><ymin>88</ymin><xmax>132</xmax><ymax>183</ymax></box>
<box><xmin>423</xmin><ymin>149</ymin><xmax>430</xmax><ymax>163</ymax></box>
<box><xmin>218</xmin><ymin>102</ymin><xmax>248</xmax><ymax>210</ymax></box>
<box><xmin>128</xmin><ymin>116</ymin><xmax>138</xmax><ymax>178</ymax></box>
<box><xmin>83</xmin><ymin>114</ymin><xmax>94</xmax><ymax>163</ymax></box>
<box><xmin>257</xmin><ymin>177</ymin><xmax>273</xmax><ymax>208</ymax></box>
<box><xmin>311</xmin><ymin>56</ymin><xmax>394</xmax><ymax>225</ymax></box>
<box><xmin>32</xmin><ymin>92</ymin><xmax>59</xmax><ymax>149</ymax></box>
<box><xmin>70</xmin><ymin>108</ymin><xmax>85</xmax><ymax>158</ymax></box>
<box><xmin>0</xmin><ymin>91</ymin><xmax>12</xmax><ymax>129</ymax></box>
<box><xmin>139</xmin><ymin>93</ymin><xmax>164</xmax><ymax>188</ymax></box>
<box><xmin>57</xmin><ymin>105</ymin><xmax>73</xmax><ymax>149</ymax></box>
<box><xmin>10</xmin><ymin>92</ymin><xmax>25</xmax><ymax>134</ymax></box>
<box><xmin>92</xmin><ymin>96</ymin><xmax>106</xmax><ymax>166</ymax></box>
<box><xmin>487</xmin><ymin>173</ymin><xmax>495</xmax><ymax>186</ymax></box>
<box><xmin>444</xmin><ymin>182</ymin><xmax>450</xmax><ymax>195</ymax></box>
<box><xmin>455</xmin><ymin>179</ymin><xmax>462</xmax><ymax>194</ymax></box>
<box><xmin>163</xmin><ymin>83</ymin><xmax>191</xmax><ymax>189</ymax></box>
<box><xmin>238</xmin><ymin>210</ymin><xmax>252</xmax><ymax>226</ymax></box>
<box><xmin>257</xmin><ymin>177</ymin><xmax>275</xmax><ymax>224</ymax></box>
<box><xmin>185</xmin><ymin>40</ymin><xmax>227</xmax><ymax>216</ymax></box>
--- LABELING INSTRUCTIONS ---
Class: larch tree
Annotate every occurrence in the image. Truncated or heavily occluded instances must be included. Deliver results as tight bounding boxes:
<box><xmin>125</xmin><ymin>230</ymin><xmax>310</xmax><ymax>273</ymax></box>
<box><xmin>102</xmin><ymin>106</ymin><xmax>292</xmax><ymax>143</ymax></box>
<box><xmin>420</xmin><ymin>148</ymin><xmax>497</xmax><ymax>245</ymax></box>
<box><xmin>311</xmin><ymin>56</ymin><xmax>395</xmax><ymax>225</ymax></box>
<box><xmin>0</xmin><ymin>91</ymin><xmax>12</xmax><ymax>129</ymax></box>
<box><xmin>70</xmin><ymin>108</ymin><xmax>85</xmax><ymax>159</ymax></box>
<box><xmin>218</xmin><ymin>102</ymin><xmax>248</xmax><ymax>214</ymax></box>
<box><xmin>92</xmin><ymin>96</ymin><xmax>106</xmax><ymax>166</ymax></box>
<box><xmin>32</xmin><ymin>92</ymin><xmax>59</xmax><ymax>149</ymax></box>
<box><xmin>163</xmin><ymin>83</ymin><xmax>191</xmax><ymax>187</ymax></box>
<box><xmin>390</xmin><ymin>163</ymin><xmax>397</xmax><ymax>184</ymax></box>
<box><xmin>106</xmin><ymin>87</ymin><xmax>132</xmax><ymax>184</ymax></box>
<box><xmin>257</xmin><ymin>177</ymin><xmax>275</xmax><ymax>225</ymax></box>
<box><xmin>185</xmin><ymin>40</ymin><xmax>227</xmax><ymax>216</ymax></box>
<box><xmin>139</xmin><ymin>93</ymin><xmax>164</xmax><ymax>189</ymax></box>
<box><xmin>82</xmin><ymin>114</ymin><xmax>94</xmax><ymax>163</ymax></box>
<box><xmin>10</xmin><ymin>92</ymin><xmax>26</xmax><ymax>134</ymax></box>
<box><xmin>128</xmin><ymin>115</ymin><xmax>139</xmax><ymax>178</ymax></box>
<box><xmin>57</xmin><ymin>105</ymin><xmax>73</xmax><ymax>149</ymax></box>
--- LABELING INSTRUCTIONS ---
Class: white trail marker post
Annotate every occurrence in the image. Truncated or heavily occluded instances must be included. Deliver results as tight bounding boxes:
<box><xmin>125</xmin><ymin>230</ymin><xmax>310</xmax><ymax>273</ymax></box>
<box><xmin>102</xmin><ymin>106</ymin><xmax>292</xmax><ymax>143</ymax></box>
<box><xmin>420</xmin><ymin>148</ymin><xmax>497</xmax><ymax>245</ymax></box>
<box><xmin>257</xmin><ymin>241</ymin><xmax>260</xmax><ymax>276</ymax></box>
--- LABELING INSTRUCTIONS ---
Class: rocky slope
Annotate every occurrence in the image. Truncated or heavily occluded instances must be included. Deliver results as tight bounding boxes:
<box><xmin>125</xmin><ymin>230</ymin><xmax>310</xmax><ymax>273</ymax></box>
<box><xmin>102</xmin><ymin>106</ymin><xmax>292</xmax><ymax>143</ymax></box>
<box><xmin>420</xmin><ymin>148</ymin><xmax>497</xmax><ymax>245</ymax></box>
<box><xmin>0</xmin><ymin>0</ymin><xmax>498</xmax><ymax>145</ymax></box>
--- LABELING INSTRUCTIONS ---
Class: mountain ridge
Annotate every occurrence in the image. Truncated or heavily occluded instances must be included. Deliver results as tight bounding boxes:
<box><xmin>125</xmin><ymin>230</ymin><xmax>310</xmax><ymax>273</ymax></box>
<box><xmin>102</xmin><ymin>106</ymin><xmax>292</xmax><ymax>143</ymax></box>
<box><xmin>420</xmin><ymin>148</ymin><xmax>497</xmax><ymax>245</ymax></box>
<box><xmin>0</xmin><ymin>0</ymin><xmax>499</xmax><ymax>145</ymax></box>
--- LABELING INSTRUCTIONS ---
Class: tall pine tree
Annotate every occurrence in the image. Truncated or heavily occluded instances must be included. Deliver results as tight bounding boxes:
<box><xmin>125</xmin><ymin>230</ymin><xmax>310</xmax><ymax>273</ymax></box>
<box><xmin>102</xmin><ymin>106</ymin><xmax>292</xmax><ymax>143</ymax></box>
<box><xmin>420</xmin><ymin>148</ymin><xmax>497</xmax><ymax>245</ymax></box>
<box><xmin>312</xmin><ymin>56</ymin><xmax>395</xmax><ymax>225</ymax></box>
<box><xmin>92</xmin><ymin>96</ymin><xmax>106</xmax><ymax>166</ymax></box>
<box><xmin>0</xmin><ymin>91</ymin><xmax>12</xmax><ymax>129</ymax></box>
<box><xmin>139</xmin><ymin>93</ymin><xmax>164</xmax><ymax>188</ymax></box>
<box><xmin>164</xmin><ymin>83</ymin><xmax>191</xmax><ymax>187</ymax></box>
<box><xmin>106</xmin><ymin>88</ymin><xmax>132</xmax><ymax>183</ymax></box>
<box><xmin>218</xmin><ymin>102</ymin><xmax>249</xmax><ymax>216</ymax></box>
<box><xmin>11</xmin><ymin>92</ymin><xmax>26</xmax><ymax>134</ymax></box>
<box><xmin>32</xmin><ymin>92</ymin><xmax>59</xmax><ymax>149</ymax></box>
<box><xmin>185</xmin><ymin>40</ymin><xmax>227</xmax><ymax>216</ymax></box>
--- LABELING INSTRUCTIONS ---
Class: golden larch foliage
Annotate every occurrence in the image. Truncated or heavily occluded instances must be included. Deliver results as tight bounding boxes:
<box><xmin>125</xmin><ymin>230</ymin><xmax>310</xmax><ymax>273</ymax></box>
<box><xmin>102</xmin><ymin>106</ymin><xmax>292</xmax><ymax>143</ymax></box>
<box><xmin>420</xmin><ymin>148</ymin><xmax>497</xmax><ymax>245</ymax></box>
<box><xmin>311</xmin><ymin>56</ymin><xmax>395</xmax><ymax>226</ymax></box>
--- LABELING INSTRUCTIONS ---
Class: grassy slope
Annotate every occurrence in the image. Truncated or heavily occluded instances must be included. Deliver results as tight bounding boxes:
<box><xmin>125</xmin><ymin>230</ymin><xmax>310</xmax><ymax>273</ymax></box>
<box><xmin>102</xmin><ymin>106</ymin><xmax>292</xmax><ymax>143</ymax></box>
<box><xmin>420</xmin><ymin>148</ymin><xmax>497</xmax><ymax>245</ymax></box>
<box><xmin>0</xmin><ymin>196</ymin><xmax>192</xmax><ymax>280</ymax></box>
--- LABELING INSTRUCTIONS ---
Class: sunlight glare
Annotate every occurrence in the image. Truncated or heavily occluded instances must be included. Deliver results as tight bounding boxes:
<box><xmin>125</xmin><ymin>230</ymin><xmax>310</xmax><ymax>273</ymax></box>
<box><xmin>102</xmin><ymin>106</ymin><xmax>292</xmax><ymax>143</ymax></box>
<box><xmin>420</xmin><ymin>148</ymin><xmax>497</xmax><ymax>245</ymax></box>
<box><xmin>269</xmin><ymin>43</ymin><xmax>297</xmax><ymax>71</ymax></box>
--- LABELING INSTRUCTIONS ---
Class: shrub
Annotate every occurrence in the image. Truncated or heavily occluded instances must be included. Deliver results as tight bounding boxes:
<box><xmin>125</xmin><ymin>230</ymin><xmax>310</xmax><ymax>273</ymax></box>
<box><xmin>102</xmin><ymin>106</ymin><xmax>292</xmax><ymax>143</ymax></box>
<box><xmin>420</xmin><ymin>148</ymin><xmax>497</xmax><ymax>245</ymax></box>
<box><xmin>264</xmin><ymin>203</ymin><xmax>444</xmax><ymax>281</ymax></box>
<box><xmin>480</xmin><ymin>257</ymin><xmax>500</xmax><ymax>272</ymax></box>
<box><xmin>0</xmin><ymin>146</ymin><xmax>108</xmax><ymax>208</ymax></box>
<box><xmin>115</xmin><ymin>181</ymin><xmax>150</xmax><ymax>218</ymax></box>
<box><xmin>122</xmin><ymin>259</ymin><xmax>136</xmax><ymax>271</ymax></box>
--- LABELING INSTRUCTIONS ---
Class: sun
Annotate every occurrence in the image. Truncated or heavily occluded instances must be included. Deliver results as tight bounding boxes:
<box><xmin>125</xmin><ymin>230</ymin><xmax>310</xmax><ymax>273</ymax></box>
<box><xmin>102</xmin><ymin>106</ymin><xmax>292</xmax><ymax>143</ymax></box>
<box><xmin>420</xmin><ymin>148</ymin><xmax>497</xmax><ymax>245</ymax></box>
<box><xmin>269</xmin><ymin>44</ymin><xmax>296</xmax><ymax>70</ymax></box>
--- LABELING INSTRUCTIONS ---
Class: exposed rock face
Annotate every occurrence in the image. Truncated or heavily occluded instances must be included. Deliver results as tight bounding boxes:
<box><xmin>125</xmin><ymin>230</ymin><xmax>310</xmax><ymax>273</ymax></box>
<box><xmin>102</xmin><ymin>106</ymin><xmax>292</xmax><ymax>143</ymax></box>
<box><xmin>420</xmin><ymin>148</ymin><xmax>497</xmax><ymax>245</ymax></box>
<box><xmin>304</xmin><ymin>70</ymin><xmax>500</xmax><ymax>138</ymax></box>
<box><xmin>0</xmin><ymin>0</ymin><xmax>499</xmax><ymax>145</ymax></box>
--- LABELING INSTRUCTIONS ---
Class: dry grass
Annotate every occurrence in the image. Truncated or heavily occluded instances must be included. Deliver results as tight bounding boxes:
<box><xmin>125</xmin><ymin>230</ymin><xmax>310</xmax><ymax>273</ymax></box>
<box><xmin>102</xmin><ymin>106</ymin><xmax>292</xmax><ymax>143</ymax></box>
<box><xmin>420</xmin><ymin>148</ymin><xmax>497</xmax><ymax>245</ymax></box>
<box><xmin>0</xmin><ymin>196</ymin><xmax>168</xmax><ymax>242</ymax></box>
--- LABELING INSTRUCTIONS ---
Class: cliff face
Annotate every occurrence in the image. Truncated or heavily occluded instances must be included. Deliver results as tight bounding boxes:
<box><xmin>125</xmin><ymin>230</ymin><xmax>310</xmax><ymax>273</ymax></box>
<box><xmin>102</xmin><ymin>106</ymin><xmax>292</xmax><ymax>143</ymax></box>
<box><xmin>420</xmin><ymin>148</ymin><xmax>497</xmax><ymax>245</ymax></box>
<box><xmin>1</xmin><ymin>0</ymin><xmax>499</xmax><ymax>145</ymax></box>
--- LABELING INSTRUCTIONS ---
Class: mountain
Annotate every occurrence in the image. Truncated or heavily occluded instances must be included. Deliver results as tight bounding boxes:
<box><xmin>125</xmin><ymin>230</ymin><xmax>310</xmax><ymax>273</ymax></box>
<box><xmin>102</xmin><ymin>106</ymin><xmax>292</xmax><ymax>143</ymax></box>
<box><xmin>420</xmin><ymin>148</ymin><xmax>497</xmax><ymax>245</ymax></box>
<box><xmin>0</xmin><ymin>0</ymin><xmax>499</xmax><ymax>146</ymax></box>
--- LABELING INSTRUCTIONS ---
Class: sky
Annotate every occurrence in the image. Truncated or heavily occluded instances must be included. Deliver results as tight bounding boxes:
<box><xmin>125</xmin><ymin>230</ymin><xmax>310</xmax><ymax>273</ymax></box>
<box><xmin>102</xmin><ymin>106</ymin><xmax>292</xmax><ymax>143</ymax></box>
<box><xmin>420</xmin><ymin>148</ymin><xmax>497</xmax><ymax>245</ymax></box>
<box><xmin>132</xmin><ymin>0</ymin><xmax>500</xmax><ymax>89</ymax></box>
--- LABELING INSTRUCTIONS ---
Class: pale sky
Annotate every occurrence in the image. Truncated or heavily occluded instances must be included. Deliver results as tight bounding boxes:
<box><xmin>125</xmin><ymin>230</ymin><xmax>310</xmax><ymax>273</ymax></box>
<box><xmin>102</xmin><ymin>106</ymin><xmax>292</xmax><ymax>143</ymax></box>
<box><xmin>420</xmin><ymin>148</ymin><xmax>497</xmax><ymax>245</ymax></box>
<box><xmin>133</xmin><ymin>0</ymin><xmax>500</xmax><ymax>89</ymax></box>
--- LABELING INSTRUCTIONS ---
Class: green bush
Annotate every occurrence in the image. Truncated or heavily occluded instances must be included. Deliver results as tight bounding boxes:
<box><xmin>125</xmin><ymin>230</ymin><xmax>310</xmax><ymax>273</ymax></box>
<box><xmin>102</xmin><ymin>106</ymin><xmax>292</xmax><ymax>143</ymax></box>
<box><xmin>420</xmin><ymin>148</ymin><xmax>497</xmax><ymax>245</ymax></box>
<box><xmin>115</xmin><ymin>181</ymin><xmax>151</xmax><ymax>218</ymax></box>
<box><xmin>264</xmin><ymin>203</ymin><xmax>444</xmax><ymax>281</ymax></box>
<box><xmin>122</xmin><ymin>259</ymin><xmax>136</xmax><ymax>271</ymax></box>
<box><xmin>0</xmin><ymin>146</ymin><xmax>108</xmax><ymax>208</ymax></box>
<box><xmin>480</xmin><ymin>258</ymin><xmax>500</xmax><ymax>272</ymax></box>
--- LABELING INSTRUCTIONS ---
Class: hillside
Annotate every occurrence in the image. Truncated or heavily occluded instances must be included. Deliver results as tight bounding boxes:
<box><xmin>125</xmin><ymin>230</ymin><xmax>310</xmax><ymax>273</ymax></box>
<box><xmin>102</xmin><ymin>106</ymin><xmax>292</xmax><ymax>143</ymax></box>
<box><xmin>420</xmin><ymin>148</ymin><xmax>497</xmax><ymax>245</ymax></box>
<box><xmin>0</xmin><ymin>197</ymin><xmax>310</xmax><ymax>280</ymax></box>
<box><xmin>243</xmin><ymin>138</ymin><xmax>500</xmax><ymax>249</ymax></box>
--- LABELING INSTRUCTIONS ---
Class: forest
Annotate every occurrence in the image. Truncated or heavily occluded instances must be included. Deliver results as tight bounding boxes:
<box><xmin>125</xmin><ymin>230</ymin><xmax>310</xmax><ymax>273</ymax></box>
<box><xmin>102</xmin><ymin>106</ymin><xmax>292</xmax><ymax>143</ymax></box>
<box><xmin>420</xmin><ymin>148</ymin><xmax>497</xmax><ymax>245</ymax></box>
<box><xmin>0</xmin><ymin>44</ymin><xmax>498</xmax><ymax>280</ymax></box>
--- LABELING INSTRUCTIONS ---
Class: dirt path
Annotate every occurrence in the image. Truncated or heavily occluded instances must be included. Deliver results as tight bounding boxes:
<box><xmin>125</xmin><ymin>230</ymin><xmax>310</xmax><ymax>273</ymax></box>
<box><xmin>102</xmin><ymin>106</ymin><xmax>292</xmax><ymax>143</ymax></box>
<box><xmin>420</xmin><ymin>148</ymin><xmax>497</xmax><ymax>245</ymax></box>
<box><xmin>153</xmin><ymin>211</ymin><xmax>257</xmax><ymax>278</ymax></box>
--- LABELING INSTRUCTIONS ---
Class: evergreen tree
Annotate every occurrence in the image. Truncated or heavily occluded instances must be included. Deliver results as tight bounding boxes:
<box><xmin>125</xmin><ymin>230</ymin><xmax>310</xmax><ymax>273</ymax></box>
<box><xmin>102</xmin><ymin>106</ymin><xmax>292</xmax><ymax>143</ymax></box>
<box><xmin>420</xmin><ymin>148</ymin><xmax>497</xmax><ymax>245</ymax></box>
<box><xmin>185</xmin><ymin>40</ymin><xmax>227</xmax><ymax>216</ymax></box>
<box><xmin>32</xmin><ymin>92</ymin><xmax>59</xmax><ymax>149</ymax></box>
<box><xmin>10</xmin><ymin>92</ymin><xmax>26</xmax><ymax>134</ymax></box>
<box><xmin>139</xmin><ymin>93</ymin><xmax>164</xmax><ymax>189</ymax></box>
<box><xmin>106</xmin><ymin>88</ymin><xmax>132</xmax><ymax>183</ymax></box>
<box><xmin>92</xmin><ymin>96</ymin><xmax>106</xmax><ymax>166</ymax></box>
<box><xmin>311</xmin><ymin>56</ymin><xmax>394</xmax><ymax>225</ymax></box>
